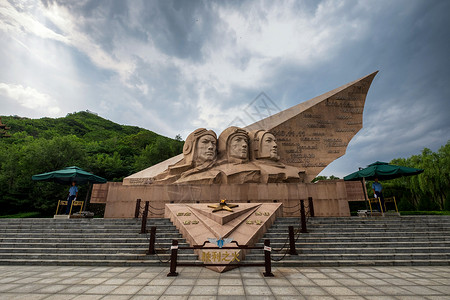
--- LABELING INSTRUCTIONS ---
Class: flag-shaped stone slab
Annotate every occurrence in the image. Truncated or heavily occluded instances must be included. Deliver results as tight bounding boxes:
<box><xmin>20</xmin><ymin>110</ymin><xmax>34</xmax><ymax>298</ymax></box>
<box><xmin>165</xmin><ymin>202</ymin><xmax>282</xmax><ymax>272</ymax></box>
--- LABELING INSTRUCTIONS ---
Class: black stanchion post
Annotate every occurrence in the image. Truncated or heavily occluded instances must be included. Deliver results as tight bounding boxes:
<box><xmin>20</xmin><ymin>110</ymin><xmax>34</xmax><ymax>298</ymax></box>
<box><xmin>263</xmin><ymin>239</ymin><xmax>274</xmax><ymax>277</ymax></box>
<box><xmin>167</xmin><ymin>240</ymin><xmax>179</xmax><ymax>277</ymax></box>
<box><xmin>141</xmin><ymin>201</ymin><xmax>149</xmax><ymax>234</ymax></box>
<box><xmin>308</xmin><ymin>197</ymin><xmax>315</xmax><ymax>217</ymax></box>
<box><xmin>300</xmin><ymin>200</ymin><xmax>307</xmax><ymax>233</ymax></box>
<box><xmin>135</xmin><ymin>199</ymin><xmax>141</xmax><ymax>218</ymax></box>
<box><xmin>147</xmin><ymin>226</ymin><xmax>156</xmax><ymax>255</ymax></box>
<box><xmin>288</xmin><ymin>226</ymin><xmax>298</xmax><ymax>255</ymax></box>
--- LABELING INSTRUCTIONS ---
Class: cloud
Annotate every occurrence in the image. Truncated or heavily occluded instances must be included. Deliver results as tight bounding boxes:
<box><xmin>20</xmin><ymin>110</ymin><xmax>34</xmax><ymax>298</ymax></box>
<box><xmin>0</xmin><ymin>0</ymin><xmax>374</xmax><ymax>131</ymax></box>
<box><xmin>0</xmin><ymin>82</ymin><xmax>61</xmax><ymax>115</ymax></box>
<box><xmin>0</xmin><ymin>1</ymin><xmax>135</xmax><ymax>83</ymax></box>
<box><xmin>0</xmin><ymin>1</ymin><xmax>68</xmax><ymax>43</ymax></box>
<box><xmin>1</xmin><ymin>0</ymin><xmax>449</xmax><ymax>178</ymax></box>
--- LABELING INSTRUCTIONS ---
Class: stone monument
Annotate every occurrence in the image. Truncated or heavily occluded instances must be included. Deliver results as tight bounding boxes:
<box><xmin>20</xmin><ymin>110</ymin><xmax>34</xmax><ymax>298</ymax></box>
<box><xmin>91</xmin><ymin>71</ymin><xmax>377</xmax><ymax>272</ymax></box>
<box><xmin>93</xmin><ymin>72</ymin><xmax>376</xmax><ymax>219</ymax></box>
<box><xmin>123</xmin><ymin>71</ymin><xmax>378</xmax><ymax>185</ymax></box>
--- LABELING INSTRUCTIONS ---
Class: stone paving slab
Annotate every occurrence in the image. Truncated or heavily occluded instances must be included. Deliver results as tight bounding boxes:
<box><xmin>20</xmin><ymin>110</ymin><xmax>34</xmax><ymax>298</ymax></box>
<box><xmin>0</xmin><ymin>265</ymin><xmax>448</xmax><ymax>299</ymax></box>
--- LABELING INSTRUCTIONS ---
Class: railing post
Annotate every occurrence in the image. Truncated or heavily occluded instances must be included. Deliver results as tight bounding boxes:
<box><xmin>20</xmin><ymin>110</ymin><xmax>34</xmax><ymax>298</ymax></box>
<box><xmin>135</xmin><ymin>199</ymin><xmax>141</xmax><ymax>218</ymax></box>
<box><xmin>140</xmin><ymin>201</ymin><xmax>149</xmax><ymax>234</ymax></box>
<box><xmin>288</xmin><ymin>226</ymin><xmax>298</xmax><ymax>255</ymax></box>
<box><xmin>308</xmin><ymin>197</ymin><xmax>315</xmax><ymax>217</ymax></box>
<box><xmin>300</xmin><ymin>200</ymin><xmax>308</xmax><ymax>233</ymax></box>
<box><xmin>167</xmin><ymin>240</ymin><xmax>179</xmax><ymax>277</ymax></box>
<box><xmin>263</xmin><ymin>239</ymin><xmax>274</xmax><ymax>277</ymax></box>
<box><xmin>147</xmin><ymin>226</ymin><xmax>156</xmax><ymax>255</ymax></box>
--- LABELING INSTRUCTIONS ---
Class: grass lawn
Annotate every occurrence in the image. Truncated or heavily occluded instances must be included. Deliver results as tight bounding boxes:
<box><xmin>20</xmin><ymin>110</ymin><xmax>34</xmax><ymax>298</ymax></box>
<box><xmin>0</xmin><ymin>212</ymin><xmax>42</xmax><ymax>218</ymax></box>
<box><xmin>399</xmin><ymin>211</ymin><xmax>450</xmax><ymax>215</ymax></box>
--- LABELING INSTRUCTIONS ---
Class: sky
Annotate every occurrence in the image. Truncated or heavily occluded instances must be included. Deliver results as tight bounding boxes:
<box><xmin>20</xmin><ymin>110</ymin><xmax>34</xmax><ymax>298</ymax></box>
<box><xmin>1</xmin><ymin>0</ymin><xmax>449</xmax><ymax>178</ymax></box>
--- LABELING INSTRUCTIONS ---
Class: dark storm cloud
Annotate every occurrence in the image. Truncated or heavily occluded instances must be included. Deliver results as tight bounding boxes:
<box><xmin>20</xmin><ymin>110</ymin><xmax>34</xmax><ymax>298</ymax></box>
<box><xmin>2</xmin><ymin>0</ymin><xmax>449</xmax><ymax>176</ymax></box>
<box><xmin>42</xmin><ymin>0</ymin><xmax>221</xmax><ymax>62</ymax></box>
<box><xmin>243</xmin><ymin>0</ymin><xmax>450</xmax><ymax>176</ymax></box>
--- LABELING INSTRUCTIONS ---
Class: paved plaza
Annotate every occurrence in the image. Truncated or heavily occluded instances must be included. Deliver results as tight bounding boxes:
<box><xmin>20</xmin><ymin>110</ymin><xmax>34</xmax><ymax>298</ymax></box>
<box><xmin>0</xmin><ymin>265</ymin><xmax>448</xmax><ymax>299</ymax></box>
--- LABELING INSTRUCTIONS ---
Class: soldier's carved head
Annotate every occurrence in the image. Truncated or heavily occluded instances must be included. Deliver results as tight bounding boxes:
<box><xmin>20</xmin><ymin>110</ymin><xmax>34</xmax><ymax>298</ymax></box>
<box><xmin>183</xmin><ymin>128</ymin><xmax>217</xmax><ymax>166</ymax></box>
<box><xmin>218</xmin><ymin>127</ymin><xmax>249</xmax><ymax>163</ymax></box>
<box><xmin>250</xmin><ymin>130</ymin><xmax>279</xmax><ymax>161</ymax></box>
<box><xmin>196</xmin><ymin>134</ymin><xmax>217</xmax><ymax>164</ymax></box>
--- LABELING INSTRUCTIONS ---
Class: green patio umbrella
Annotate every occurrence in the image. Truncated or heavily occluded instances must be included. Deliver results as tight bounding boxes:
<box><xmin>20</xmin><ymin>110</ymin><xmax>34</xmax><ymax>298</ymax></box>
<box><xmin>32</xmin><ymin>166</ymin><xmax>107</xmax><ymax>212</ymax></box>
<box><xmin>344</xmin><ymin>161</ymin><xmax>424</xmax><ymax>181</ymax></box>
<box><xmin>344</xmin><ymin>161</ymin><xmax>424</xmax><ymax>214</ymax></box>
<box><xmin>32</xmin><ymin>166</ymin><xmax>107</xmax><ymax>184</ymax></box>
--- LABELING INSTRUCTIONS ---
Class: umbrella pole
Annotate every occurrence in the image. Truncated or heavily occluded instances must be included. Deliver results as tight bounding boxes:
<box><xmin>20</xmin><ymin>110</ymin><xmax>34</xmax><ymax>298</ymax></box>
<box><xmin>361</xmin><ymin>177</ymin><xmax>369</xmax><ymax>212</ymax></box>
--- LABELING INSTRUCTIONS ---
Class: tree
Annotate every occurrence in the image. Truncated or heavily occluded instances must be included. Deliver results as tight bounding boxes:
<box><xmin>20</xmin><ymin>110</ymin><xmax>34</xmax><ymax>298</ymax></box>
<box><xmin>389</xmin><ymin>141</ymin><xmax>450</xmax><ymax>211</ymax></box>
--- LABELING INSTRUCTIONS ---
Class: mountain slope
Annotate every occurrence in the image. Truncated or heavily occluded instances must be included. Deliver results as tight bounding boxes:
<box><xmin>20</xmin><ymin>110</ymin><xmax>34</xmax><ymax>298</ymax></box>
<box><xmin>0</xmin><ymin>111</ymin><xmax>183</xmax><ymax>215</ymax></box>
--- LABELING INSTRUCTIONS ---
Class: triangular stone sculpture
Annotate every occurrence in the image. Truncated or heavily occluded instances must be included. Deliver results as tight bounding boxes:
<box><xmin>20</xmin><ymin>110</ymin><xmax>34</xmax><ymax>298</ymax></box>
<box><xmin>165</xmin><ymin>203</ymin><xmax>282</xmax><ymax>272</ymax></box>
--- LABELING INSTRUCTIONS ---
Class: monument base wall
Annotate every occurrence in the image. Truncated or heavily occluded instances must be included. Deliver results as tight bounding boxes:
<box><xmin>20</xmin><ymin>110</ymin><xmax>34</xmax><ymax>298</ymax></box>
<box><xmin>97</xmin><ymin>180</ymin><xmax>364</xmax><ymax>218</ymax></box>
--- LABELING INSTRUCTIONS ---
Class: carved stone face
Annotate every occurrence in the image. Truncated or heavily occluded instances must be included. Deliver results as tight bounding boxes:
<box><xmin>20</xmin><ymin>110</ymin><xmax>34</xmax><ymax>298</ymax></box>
<box><xmin>260</xmin><ymin>133</ymin><xmax>278</xmax><ymax>160</ymax></box>
<box><xmin>196</xmin><ymin>134</ymin><xmax>217</xmax><ymax>164</ymax></box>
<box><xmin>229</xmin><ymin>134</ymin><xmax>248</xmax><ymax>159</ymax></box>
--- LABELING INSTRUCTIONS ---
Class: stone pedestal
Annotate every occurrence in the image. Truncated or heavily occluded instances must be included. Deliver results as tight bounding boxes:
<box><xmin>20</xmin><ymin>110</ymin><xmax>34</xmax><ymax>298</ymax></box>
<box><xmin>93</xmin><ymin>180</ymin><xmax>364</xmax><ymax>219</ymax></box>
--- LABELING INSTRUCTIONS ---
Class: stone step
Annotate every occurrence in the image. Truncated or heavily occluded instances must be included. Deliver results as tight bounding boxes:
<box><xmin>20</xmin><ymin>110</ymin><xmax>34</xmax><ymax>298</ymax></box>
<box><xmin>249</xmin><ymin>246</ymin><xmax>450</xmax><ymax>254</ymax></box>
<box><xmin>0</xmin><ymin>224</ymin><xmax>176</xmax><ymax>232</ymax></box>
<box><xmin>0</xmin><ymin>232</ymin><xmax>183</xmax><ymax>238</ymax></box>
<box><xmin>254</xmin><ymin>241</ymin><xmax>450</xmax><ymax>248</ymax></box>
<box><xmin>277</xmin><ymin>217</ymin><xmax>450</xmax><ymax>223</ymax></box>
<box><xmin>0</xmin><ymin>247</ymin><xmax>181</xmax><ymax>254</ymax></box>
<box><xmin>0</xmin><ymin>259</ymin><xmax>201</xmax><ymax>267</ymax></box>
<box><xmin>259</xmin><ymin>236</ymin><xmax>450</xmax><ymax>243</ymax></box>
<box><xmin>0</xmin><ymin>242</ymin><xmax>186</xmax><ymax>249</ymax></box>
<box><xmin>0</xmin><ymin>252</ymin><xmax>198</xmax><ymax>261</ymax></box>
<box><xmin>0</xmin><ymin>237</ymin><xmax>186</xmax><ymax>244</ymax></box>
<box><xmin>245</xmin><ymin>252</ymin><xmax>450</xmax><ymax>261</ymax></box>
<box><xmin>242</xmin><ymin>259</ymin><xmax>450</xmax><ymax>267</ymax></box>
<box><xmin>262</xmin><ymin>232</ymin><xmax>450</xmax><ymax>238</ymax></box>
<box><xmin>268</xmin><ymin>224</ymin><xmax>450</xmax><ymax>230</ymax></box>
<box><xmin>275</xmin><ymin>222</ymin><xmax>450</xmax><ymax>228</ymax></box>
<box><xmin>0</xmin><ymin>220</ymin><xmax>155</xmax><ymax>225</ymax></box>
<box><xmin>0</xmin><ymin>229</ymin><xmax>178</xmax><ymax>238</ymax></box>
<box><xmin>0</xmin><ymin>221</ymin><xmax>171</xmax><ymax>227</ymax></box>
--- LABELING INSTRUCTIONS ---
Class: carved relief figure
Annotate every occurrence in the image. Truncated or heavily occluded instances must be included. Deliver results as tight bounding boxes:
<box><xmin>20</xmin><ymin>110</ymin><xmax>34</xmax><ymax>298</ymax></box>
<box><xmin>250</xmin><ymin>130</ymin><xmax>305</xmax><ymax>183</ymax></box>
<box><xmin>154</xmin><ymin>127</ymin><xmax>304</xmax><ymax>185</ymax></box>
<box><xmin>257</xmin><ymin>131</ymin><xmax>280</xmax><ymax>161</ymax></box>
<box><xmin>154</xmin><ymin>128</ymin><xmax>221</xmax><ymax>184</ymax></box>
<box><xmin>214</xmin><ymin>127</ymin><xmax>260</xmax><ymax>183</ymax></box>
<box><xmin>217</xmin><ymin>127</ymin><xmax>249</xmax><ymax>164</ymax></box>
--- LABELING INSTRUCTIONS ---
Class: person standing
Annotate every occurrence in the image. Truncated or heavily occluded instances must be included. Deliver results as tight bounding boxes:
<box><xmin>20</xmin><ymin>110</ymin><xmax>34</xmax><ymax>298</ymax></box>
<box><xmin>66</xmin><ymin>181</ymin><xmax>78</xmax><ymax>215</ymax></box>
<box><xmin>372</xmin><ymin>177</ymin><xmax>385</xmax><ymax>212</ymax></box>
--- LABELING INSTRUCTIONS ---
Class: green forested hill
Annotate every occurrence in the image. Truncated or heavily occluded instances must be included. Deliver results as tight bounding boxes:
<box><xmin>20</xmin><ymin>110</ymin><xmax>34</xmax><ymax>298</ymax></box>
<box><xmin>0</xmin><ymin>111</ymin><xmax>183</xmax><ymax>215</ymax></box>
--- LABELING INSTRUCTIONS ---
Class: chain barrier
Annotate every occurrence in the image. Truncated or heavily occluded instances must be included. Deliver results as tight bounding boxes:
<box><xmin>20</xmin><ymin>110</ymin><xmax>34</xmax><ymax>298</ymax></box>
<box><xmin>136</xmin><ymin>204</ymin><xmax>147</xmax><ymax>218</ymax></box>
<box><xmin>304</xmin><ymin>201</ymin><xmax>311</xmax><ymax>223</ymax></box>
<box><xmin>270</xmin><ymin>219</ymin><xmax>304</xmax><ymax>261</ymax></box>
<box><xmin>148</xmin><ymin>204</ymin><xmax>165</xmax><ymax>217</ymax></box>
<box><xmin>271</xmin><ymin>198</ymin><xmax>315</xmax><ymax>262</ymax></box>
<box><xmin>282</xmin><ymin>202</ymin><xmax>301</xmax><ymax>209</ymax></box>
<box><xmin>148</xmin><ymin>205</ymin><xmax>164</xmax><ymax>211</ymax></box>
<box><xmin>144</xmin><ymin>228</ymin><xmax>171</xmax><ymax>263</ymax></box>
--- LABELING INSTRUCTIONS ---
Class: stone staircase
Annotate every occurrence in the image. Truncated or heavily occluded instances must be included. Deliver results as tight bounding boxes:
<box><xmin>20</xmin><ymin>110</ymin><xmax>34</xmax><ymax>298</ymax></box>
<box><xmin>0</xmin><ymin>218</ymin><xmax>196</xmax><ymax>266</ymax></box>
<box><xmin>2</xmin><ymin>216</ymin><xmax>450</xmax><ymax>267</ymax></box>
<box><xmin>245</xmin><ymin>215</ymin><xmax>450</xmax><ymax>266</ymax></box>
